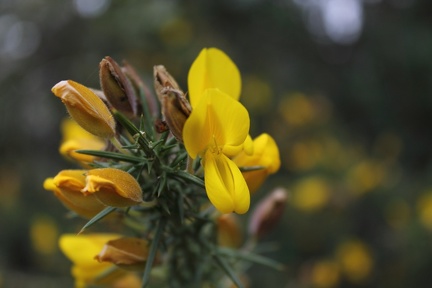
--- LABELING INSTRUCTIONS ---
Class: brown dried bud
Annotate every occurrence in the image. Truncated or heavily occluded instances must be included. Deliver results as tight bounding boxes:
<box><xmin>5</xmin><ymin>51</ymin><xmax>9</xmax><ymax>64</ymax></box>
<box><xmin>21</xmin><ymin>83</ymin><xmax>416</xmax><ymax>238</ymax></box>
<box><xmin>248</xmin><ymin>187</ymin><xmax>288</xmax><ymax>239</ymax></box>
<box><xmin>95</xmin><ymin>237</ymin><xmax>154</xmax><ymax>270</ymax></box>
<box><xmin>99</xmin><ymin>56</ymin><xmax>140</xmax><ymax>117</ymax></box>
<box><xmin>153</xmin><ymin>65</ymin><xmax>182</xmax><ymax>102</ymax></box>
<box><xmin>160</xmin><ymin>87</ymin><xmax>191</xmax><ymax>143</ymax></box>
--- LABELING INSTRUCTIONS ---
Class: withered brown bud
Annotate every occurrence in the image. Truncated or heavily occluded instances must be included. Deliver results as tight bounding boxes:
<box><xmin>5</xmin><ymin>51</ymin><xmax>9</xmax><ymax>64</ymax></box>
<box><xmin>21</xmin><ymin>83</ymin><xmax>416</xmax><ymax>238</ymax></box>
<box><xmin>248</xmin><ymin>187</ymin><xmax>288</xmax><ymax>239</ymax></box>
<box><xmin>95</xmin><ymin>237</ymin><xmax>155</xmax><ymax>270</ymax></box>
<box><xmin>99</xmin><ymin>56</ymin><xmax>140</xmax><ymax>117</ymax></box>
<box><xmin>160</xmin><ymin>87</ymin><xmax>191</xmax><ymax>143</ymax></box>
<box><xmin>153</xmin><ymin>65</ymin><xmax>182</xmax><ymax>102</ymax></box>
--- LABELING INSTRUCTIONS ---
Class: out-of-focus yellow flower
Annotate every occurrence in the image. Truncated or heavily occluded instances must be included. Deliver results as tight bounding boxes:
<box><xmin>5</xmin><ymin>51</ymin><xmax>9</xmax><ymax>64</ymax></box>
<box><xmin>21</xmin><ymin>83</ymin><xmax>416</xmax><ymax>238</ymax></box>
<box><xmin>291</xmin><ymin>177</ymin><xmax>330</xmax><ymax>212</ymax></box>
<box><xmin>347</xmin><ymin>160</ymin><xmax>386</xmax><ymax>195</ymax></box>
<box><xmin>241</xmin><ymin>75</ymin><xmax>272</xmax><ymax>114</ymax></box>
<box><xmin>60</xmin><ymin>118</ymin><xmax>106</xmax><ymax>166</ymax></box>
<box><xmin>30</xmin><ymin>215</ymin><xmax>58</xmax><ymax>255</ymax></box>
<box><xmin>217</xmin><ymin>214</ymin><xmax>242</xmax><ymax>248</ymax></box>
<box><xmin>279</xmin><ymin>93</ymin><xmax>315</xmax><ymax>128</ymax></box>
<box><xmin>233</xmin><ymin>133</ymin><xmax>280</xmax><ymax>193</ymax></box>
<box><xmin>43</xmin><ymin>170</ymin><xmax>105</xmax><ymax>219</ymax></box>
<box><xmin>183</xmin><ymin>89</ymin><xmax>250</xmax><ymax>214</ymax></box>
<box><xmin>311</xmin><ymin>259</ymin><xmax>340</xmax><ymax>288</ymax></box>
<box><xmin>187</xmin><ymin>47</ymin><xmax>241</xmax><ymax>107</ymax></box>
<box><xmin>336</xmin><ymin>240</ymin><xmax>373</xmax><ymax>283</ymax></box>
<box><xmin>288</xmin><ymin>140</ymin><xmax>323</xmax><ymax>171</ymax></box>
<box><xmin>52</xmin><ymin>80</ymin><xmax>116</xmax><ymax>138</ymax></box>
<box><xmin>82</xmin><ymin>168</ymin><xmax>143</xmax><ymax>207</ymax></box>
<box><xmin>59</xmin><ymin>233</ymin><xmax>127</xmax><ymax>288</ymax></box>
<box><xmin>417</xmin><ymin>191</ymin><xmax>432</xmax><ymax>230</ymax></box>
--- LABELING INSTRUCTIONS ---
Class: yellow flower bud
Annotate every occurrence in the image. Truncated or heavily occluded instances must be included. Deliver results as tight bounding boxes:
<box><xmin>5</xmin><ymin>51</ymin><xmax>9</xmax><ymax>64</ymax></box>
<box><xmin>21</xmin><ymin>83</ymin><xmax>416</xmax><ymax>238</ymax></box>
<box><xmin>95</xmin><ymin>237</ymin><xmax>152</xmax><ymax>270</ymax></box>
<box><xmin>217</xmin><ymin>214</ymin><xmax>242</xmax><ymax>248</ymax></box>
<box><xmin>43</xmin><ymin>170</ymin><xmax>105</xmax><ymax>219</ymax></box>
<box><xmin>82</xmin><ymin>168</ymin><xmax>142</xmax><ymax>207</ymax></box>
<box><xmin>52</xmin><ymin>80</ymin><xmax>116</xmax><ymax>138</ymax></box>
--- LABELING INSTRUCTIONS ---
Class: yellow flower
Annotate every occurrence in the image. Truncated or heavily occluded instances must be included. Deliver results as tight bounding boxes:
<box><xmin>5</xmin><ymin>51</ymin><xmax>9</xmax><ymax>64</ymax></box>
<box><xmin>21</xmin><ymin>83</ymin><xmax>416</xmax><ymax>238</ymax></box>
<box><xmin>43</xmin><ymin>170</ymin><xmax>105</xmax><ymax>219</ymax></box>
<box><xmin>217</xmin><ymin>214</ymin><xmax>242</xmax><ymax>248</ymax></box>
<box><xmin>187</xmin><ymin>47</ymin><xmax>241</xmax><ymax>107</ymax></box>
<box><xmin>183</xmin><ymin>89</ymin><xmax>250</xmax><ymax>214</ymax></box>
<box><xmin>336</xmin><ymin>240</ymin><xmax>373</xmax><ymax>283</ymax></box>
<box><xmin>82</xmin><ymin>168</ymin><xmax>143</xmax><ymax>207</ymax></box>
<box><xmin>59</xmin><ymin>233</ymin><xmax>127</xmax><ymax>288</ymax></box>
<box><xmin>52</xmin><ymin>80</ymin><xmax>116</xmax><ymax>138</ymax></box>
<box><xmin>59</xmin><ymin>118</ymin><xmax>106</xmax><ymax>166</ymax></box>
<box><xmin>233</xmin><ymin>133</ymin><xmax>280</xmax><ymax>193</ymax></box>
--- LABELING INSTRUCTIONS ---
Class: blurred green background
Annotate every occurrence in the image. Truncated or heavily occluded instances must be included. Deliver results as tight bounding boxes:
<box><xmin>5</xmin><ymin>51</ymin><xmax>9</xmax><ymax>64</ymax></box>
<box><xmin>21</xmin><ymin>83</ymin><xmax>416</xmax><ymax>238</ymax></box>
<box><xmin>1</xmin><ymin>0</ymin><xmax>432</xmax><ymax>287</ymax></box>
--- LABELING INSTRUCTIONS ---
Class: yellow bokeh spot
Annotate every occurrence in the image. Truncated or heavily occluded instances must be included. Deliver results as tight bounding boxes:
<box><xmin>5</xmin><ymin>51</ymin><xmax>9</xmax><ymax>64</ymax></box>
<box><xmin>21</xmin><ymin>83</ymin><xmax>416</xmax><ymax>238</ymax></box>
<box><xmin>311</xmin><ymin>260</ymin><xmax>340</xmax><ymax>288</ymax></box>
<box><xmin>30</xmin><ymin>215</ymin><xmax>58</xmax><ymax>255</ymax></box>
<box><xmin>336</xmin><ymin>241</ymin><xmax>373</xmax><ymax>283</ymax></box>
<box><xmin>347</xmin><ymin>160</ymin><xmax>386</xmax><ymax>195</ymax></box>
<box><xmin>159</xmin><ymin>18</ymin><xmax>193</xmax><ymax>47</ymax></box>
<box><xmin>0</xmin><ymin>167</ymin><xmax>21</xmax><ymax>211</ymax></box>
<box><xmin>417</xmin><ymin>191</ymin><xmax>432</xmax><ymax>230</ymax></box>
<box><xmin>292</xmin><ymin>177</ymin><xmax>330</xmax><ymax>212</ymax></box>
<box><xmin>242</xmin><ymin>75</ymin><xmax>272</xmax><ymax>114</ymax></box>
<box><xmin>279</xmin><ymin>93</ymin><xmax>315</xmax><ymax>127</ymax></box>
<box><xmin>288</xmin><ymin>140</ymin><xmax>323</xmax><ymax>171</ymax></box>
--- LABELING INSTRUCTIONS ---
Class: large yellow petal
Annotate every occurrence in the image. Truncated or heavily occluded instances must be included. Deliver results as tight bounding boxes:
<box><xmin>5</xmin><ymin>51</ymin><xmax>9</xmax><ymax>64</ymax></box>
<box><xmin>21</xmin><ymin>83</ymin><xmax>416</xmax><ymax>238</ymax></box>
<box><xmin>183</xmin><ymin>89</ymin><xmax>249</xmax><ymax>159</ymax></box>
<box><xmin>188</xmin><ymin>48</ymin><xmax>241</xmax><ymax>107</ymax></box>
<box><xmin>203</xmin><ymin>151</ymin><xmax>250</xmax><ymax>214</ymax></box>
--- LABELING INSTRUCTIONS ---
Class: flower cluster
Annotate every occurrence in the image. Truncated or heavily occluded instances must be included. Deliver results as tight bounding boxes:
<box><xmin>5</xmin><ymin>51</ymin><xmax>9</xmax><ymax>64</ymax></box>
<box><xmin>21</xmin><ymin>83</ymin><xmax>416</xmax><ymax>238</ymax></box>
<box><xmin>44</xmin><ymin>48</ymin><xmax>282</xmax><ymax>287</ymax></box>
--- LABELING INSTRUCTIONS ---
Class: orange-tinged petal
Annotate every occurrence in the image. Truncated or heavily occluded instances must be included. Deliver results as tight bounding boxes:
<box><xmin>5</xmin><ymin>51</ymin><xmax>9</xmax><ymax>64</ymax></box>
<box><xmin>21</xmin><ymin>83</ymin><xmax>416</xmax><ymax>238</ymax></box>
<box><xmin>203</xmin><ymin>151</ymin><xmax>250</xmax><ymax>214</ymax></box>
<box><xmin>44</xmin><ymin>170</ymin><xmax>105</xmax><ymax>218</ymax></box>
<box><xmin>188</xmin><ymin>48</ymin><xmax>241</xmax><ymax>107</ymax></box>
<box><xmin>52</xmin><ymin>80</ymin><xmax>116</xmax><ymax>138</ymax></box>
<box><xmin>83</xmin><ymin>168</ymin><xmax>142</xmax><ymax>207</ymax></box>
<box><xmin>183</xmin><ymin>89</ymin><xmax>249</xmax><ymax>158</ymax></box>
<box><xmin>234</xmin><ymin>133</ymin><xmax>280</xmax><ymax>193</ymax></box>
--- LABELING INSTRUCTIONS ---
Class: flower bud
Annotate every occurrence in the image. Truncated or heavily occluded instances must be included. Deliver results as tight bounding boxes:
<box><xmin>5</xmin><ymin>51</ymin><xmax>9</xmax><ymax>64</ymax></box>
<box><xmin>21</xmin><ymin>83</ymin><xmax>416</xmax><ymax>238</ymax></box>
<box><xmin>52</xmin><ymin>80</ymin><xmax>116</xmax><ymax>138</ymax></box>
<box><xmin>43</xmin><ymin>170</ymin><xmax>105</xmax><ymax>218</ymax></box>
<box><xmin>160</xmin><ymin>87</ymin><xmax>191</xmax><ymax>143</ymax></box>
<box><xmin>248</xmin><ymin>187</ymin><xmax>287</xmax><ymax>239</ymax></box>
<box><xmin>153</xmin><ymin>65</ymin><xmax>182</xmax><ymax>102</ymax></box>
<box><xmin>82</xmin><ymin>168</ymin><xmax>143</xmax><ymax>207</ymax></box>
<box><xmin>99</xmin><ymin>57</ymin><xmax>140</xmax><ymax>117</ymax></box>
<box><xmin>217</xmin><ymin>214</ymin><xmax>242</xmax><ymax>248</ymax></box>
<box><xmin>95</xmin><ymin>237</ymin><xmax>153</xmax><ymax>270</ymax></box>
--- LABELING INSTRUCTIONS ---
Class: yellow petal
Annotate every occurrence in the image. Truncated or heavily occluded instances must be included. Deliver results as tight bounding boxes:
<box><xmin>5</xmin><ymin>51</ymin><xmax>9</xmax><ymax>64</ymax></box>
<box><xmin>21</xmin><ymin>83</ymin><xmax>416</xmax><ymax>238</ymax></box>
<box><xmin>233</xmin><ymin>133</ymin><xmax>280</xmax><ymax>193</ymax></box>
<box><xmin>183</xmin><ymin>89</ymin><xmax>249</xmax><ymax>158</ymax></box>
<box><xmin>45</xmin><ymin>170</ymin><xmax>105</xmax><ymax>218</ymax></box>
<box><xmin>59</xmin><ymin>234</ymin><xmax>125</xmax><ymax>286</ymax></box>
<box><xmin>60</xmin><ymin>118</ymin><xmax>106</xmax><ymax>165</ymax></box>
<box><xmin>83</xmin><ymin>168</ymin><xmax>142</xmax><ymax>207</ymax></box>
<box><xmin>188</xmin><ymin>48</ymin><xmax>241</xmax><ymax>107</ymax></box>
<box><xmin>203</xmin><ymin>151</ymin><xmax>250</xmax><ymax>214</ymax></box>
<box><xmin>52</xmin><ymin>80</ymin><xmax>116</xmax><ymax>138</ymax></box>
